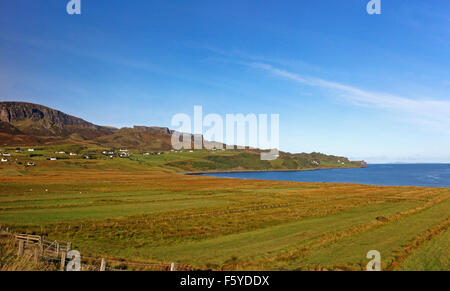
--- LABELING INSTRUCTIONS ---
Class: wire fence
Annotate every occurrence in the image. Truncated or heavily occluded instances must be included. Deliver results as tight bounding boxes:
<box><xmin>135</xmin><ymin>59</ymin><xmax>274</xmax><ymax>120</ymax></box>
<box><xmin>0</xmin><ymin>228</ymin><xmax>197</xmax><ymax>271</ymax></box>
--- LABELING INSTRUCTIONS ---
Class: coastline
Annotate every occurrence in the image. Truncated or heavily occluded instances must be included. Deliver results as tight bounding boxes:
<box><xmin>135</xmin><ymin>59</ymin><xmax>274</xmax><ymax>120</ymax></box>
<box><xmin>182</xmin><ymin>165</ymin><xmax>366</xmax><ymax>176</ymax></box>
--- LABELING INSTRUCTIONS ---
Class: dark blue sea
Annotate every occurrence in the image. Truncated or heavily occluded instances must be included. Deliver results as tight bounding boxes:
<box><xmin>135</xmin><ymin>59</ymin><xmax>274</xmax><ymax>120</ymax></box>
<box><xmin>201</xmin><ymin>164</ymin><xmax>450</xmax><ymax>188</ymax></box>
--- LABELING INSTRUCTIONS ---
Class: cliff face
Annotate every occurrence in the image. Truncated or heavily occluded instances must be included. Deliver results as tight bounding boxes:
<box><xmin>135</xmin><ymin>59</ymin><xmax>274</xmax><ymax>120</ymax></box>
<box><xmin>0</xmin><ymin>102</ymin><xmax>94</xmax><ymax>126</ymax></box>
<box><xmin>0</xmin><ymin>102</ymin><xmax>115</xmax><ymax>138</ymax></box>
<box><xmin>0</xmin><ymin>121</ymin><xmax>23</xmax><ymax>135</ymax></box>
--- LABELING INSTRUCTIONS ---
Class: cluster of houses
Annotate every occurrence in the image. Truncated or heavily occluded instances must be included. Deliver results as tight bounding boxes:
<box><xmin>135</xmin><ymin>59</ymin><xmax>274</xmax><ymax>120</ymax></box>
<box><xmin>0</xmin><ymin>150</ymin><xmax>37</xmax><ymax>166</ymax></box>
<box><xmin>1</xmin><ymin>147</ymin><xmax>94</xmax><ymax>166</ymax></box>
<box><xmin>102</xmin><ymin>149</ymin><xmax>131</xmax><ymax>158</ymax></box>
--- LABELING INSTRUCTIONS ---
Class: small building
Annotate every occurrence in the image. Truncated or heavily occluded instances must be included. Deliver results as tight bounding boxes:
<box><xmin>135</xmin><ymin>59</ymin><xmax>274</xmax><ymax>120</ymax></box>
<box><xmin>69</xmin><ymin>153</ymin><xmax>78</xmax><ymax>156</ymax></box>
<box><xmin>2</xmin><ymin>153</ymin><xmax>11</xmax><ymax>157</ymax></box>
<box><xmin>27</xmin><ymin>162</ymin><xmax>36</xmax><ymax>166</ymax></box>
<box><xmin>49</xmin><ymin>157</ymin><xmax>57</xmax><ymax>161</ymax></box>
<box><xmin>28</xmin><ymin>149</ymin><xmax>35</xmax><ymax>152</ymax></box>
<box><xmin>83</xmin><ymin>156</ymin><xmax>90</xmax><ymax>159</ymax></box>
<box><xmin>1</xmin><ymin>158</ymin><xmax>8</xmax><ymax>163</ymax></box>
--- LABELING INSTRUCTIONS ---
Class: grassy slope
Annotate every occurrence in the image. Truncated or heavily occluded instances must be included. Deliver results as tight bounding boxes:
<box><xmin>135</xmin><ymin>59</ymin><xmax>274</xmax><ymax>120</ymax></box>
<box><xmin>398</xmin><ymin>229</ymin><xmax>449</xmax><ymax>271</ymax></box>
<box><xmin>0</xmin><ymin>144</ymin><xmax>363</xmax><ymax>173</ymax></box>
<box><xmin>0</xmin><ymin>146</ymin><xmax>448</xmax><ymax>271</ymax></box>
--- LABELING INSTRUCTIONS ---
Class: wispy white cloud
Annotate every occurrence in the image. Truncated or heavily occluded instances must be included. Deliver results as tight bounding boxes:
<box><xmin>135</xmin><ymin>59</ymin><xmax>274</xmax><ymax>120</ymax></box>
<box><xmin>252</xmin><ymin>62</ymin><xmax>450</xmax><ymax>134</ymax></box>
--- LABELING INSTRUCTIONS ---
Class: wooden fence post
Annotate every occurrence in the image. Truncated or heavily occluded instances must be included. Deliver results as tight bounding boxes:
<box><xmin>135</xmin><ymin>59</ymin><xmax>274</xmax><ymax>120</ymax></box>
<box><xmin>170</xmin><ymin>262</ymin><xmax>177</xmax><ymax>271</ymax></box>
<box><xmin>34</xmin><ymin>247</ymin><xmax>39</xmax><ymax>264</ymax></box>
<box><xmin>39</xmin><ymin>237</ymin><xmax>44</xmax><ymax>255</ymax></box>
<box><xmin>60</xmin><ymin>251</ymin><xmax>66</xmax><ymax>271</ymax></box>
<box><xmin>17</xmin><ymin>240</ymin><xmax>24</xmax><ymax>256</ymax></box>
<box><xmin>100</xmin><ymin>258</ymin><xmax>106</xmax><ymax>271</ymax></box>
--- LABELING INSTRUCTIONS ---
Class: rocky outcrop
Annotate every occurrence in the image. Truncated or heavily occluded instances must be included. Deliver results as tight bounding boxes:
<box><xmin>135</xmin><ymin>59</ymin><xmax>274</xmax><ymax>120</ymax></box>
<box><xmin>0</xmin><ymin>121</ymin><xmax>23</xmax><ymax>135</ymax></box>
<box><xmin>0</xmin><ymin>102</ymin><xmax>115</xmax><ymax>138</ymax></box>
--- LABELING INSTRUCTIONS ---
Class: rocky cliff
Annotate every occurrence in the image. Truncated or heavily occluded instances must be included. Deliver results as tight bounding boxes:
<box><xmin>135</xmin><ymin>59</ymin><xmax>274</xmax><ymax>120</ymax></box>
<box><xmin>0</xmin><ymin>102</ymin><xmax>115</xmax><ymax>138</ymax></box>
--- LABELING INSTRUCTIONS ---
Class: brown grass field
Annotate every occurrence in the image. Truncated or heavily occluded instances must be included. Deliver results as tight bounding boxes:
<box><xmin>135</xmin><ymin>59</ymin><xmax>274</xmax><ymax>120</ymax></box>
<box><xmin>0</xmin><ymin>152</ymin><xmax>449</xmax><ymax>271</ymax></box>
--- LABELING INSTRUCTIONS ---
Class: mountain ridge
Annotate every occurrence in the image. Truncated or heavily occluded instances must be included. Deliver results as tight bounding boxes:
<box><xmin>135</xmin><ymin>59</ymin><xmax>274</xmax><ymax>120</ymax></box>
<box><xmin>0</xmin><ymin>101</ymin><xmax>116</xmax><ymax>139</ymax></box>
<box><xmin>0</xmin><ymin>102</ymin><xmax>213</xmax><ymax>150</ymax></box>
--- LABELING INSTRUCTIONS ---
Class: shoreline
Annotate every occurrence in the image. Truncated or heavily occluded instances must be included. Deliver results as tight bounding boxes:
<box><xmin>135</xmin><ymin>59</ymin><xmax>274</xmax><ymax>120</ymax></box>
<box><xmin>182</xmin><ymin>166</ymin><xmax>365</xmax><ymax>176</ymax></box>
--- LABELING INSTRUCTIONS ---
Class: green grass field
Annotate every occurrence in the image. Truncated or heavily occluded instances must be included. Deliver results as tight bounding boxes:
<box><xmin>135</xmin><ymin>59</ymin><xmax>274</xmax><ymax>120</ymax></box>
<box><xmin>0</xmin><ymin>146</ymin><xmax>448</xmax><ymax>270</ymax></box>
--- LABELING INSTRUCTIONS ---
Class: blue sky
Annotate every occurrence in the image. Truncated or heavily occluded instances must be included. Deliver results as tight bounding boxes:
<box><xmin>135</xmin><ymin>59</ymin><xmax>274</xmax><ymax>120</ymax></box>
<box><xmin>1</xmin><ymin>0</ymin><xmax>450</xmax><ymax>163</ymax></box>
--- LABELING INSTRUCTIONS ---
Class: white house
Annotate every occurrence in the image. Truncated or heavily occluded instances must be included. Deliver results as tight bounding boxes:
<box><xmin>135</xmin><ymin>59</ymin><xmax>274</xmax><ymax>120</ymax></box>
<box><xmin>69</xmin><ymin>153</ymin><xmax>78</xmax><ymax>156</ymax></box>
<box><xmin>49</xmin><ymin>157</ymin><xmax>57</xmax><ymax>161</ymax></box>
<box><xmin>2</xmin><ymin>153</ymin><xmax>11</xmax><ymax>157</ymax></box>
<box><xmin>1</xmin><ymin>158</ymin><xmax>8</xmax><ymax>163</ymax></box>
<box><xmin>28</xmin><ymin>149</ymin><xmax>35</xmax><ymax>152</ymax></box>
<box><xmin>27</xmin><ymin>162</ymin><xmax>36</xmax><ymax>166</ymax></box>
